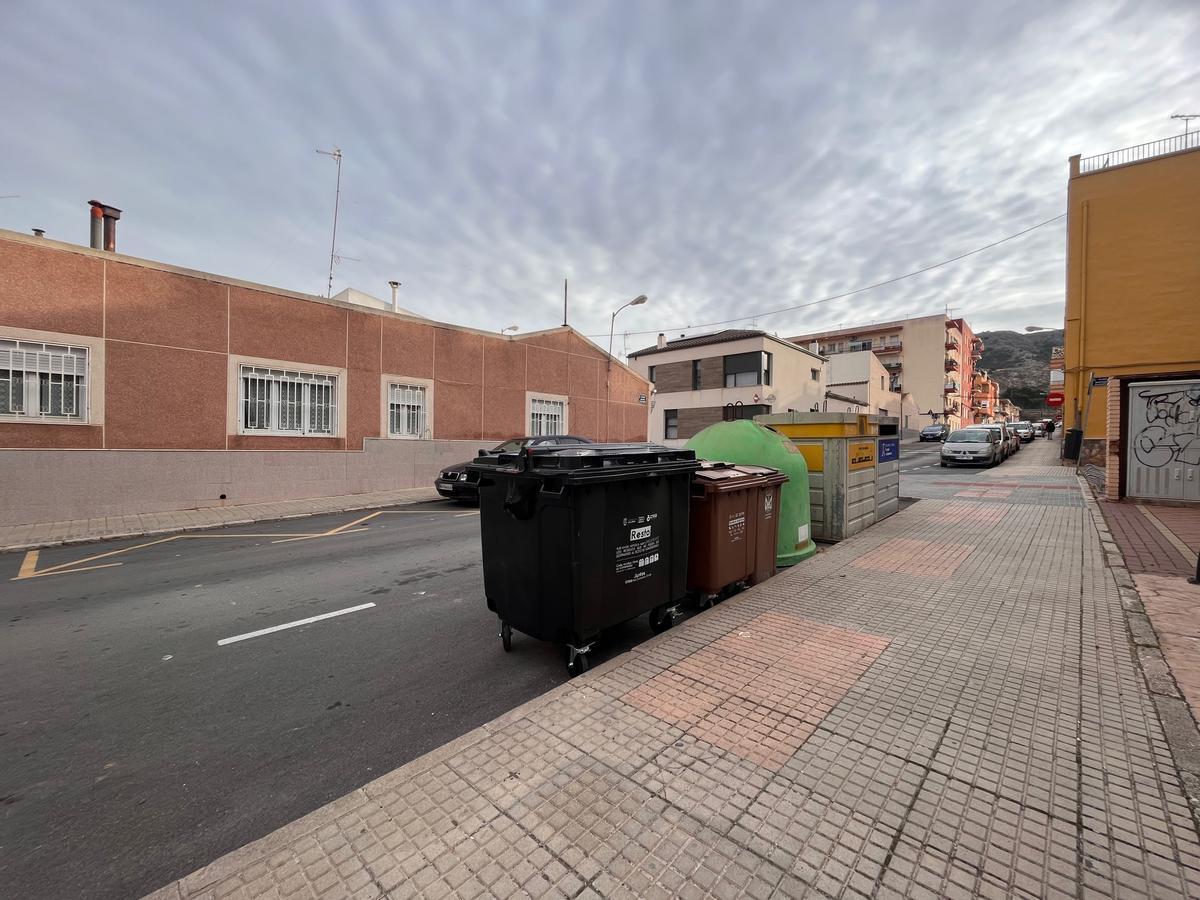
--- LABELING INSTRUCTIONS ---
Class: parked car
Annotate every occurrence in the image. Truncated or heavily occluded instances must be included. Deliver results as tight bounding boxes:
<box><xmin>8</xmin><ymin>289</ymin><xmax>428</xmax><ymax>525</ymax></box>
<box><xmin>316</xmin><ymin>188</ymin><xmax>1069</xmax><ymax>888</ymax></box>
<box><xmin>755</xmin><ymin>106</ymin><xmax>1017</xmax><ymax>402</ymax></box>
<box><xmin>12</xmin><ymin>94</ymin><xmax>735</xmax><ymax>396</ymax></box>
<box><xmin>1032</xmin><ymin>422</ymin><xmax>1046</xmax><ymax>437</ymax></box>
<box><xmin>919</xmin><ymin>423</ymin><xmax>950</xmax><ymax>442</ymax></box>
<box><xmin>1005</xmin><ymin>423</ymin><xmax>1021</xmax><ymax>455</ymax></box>
<box><xmin>1011</xmin><ymin>421</ymin><xmax>1035</xmax><ymax>442</ymax></box>
<box><xmin>962</xmin><ymin>424</ymin><xmax>1011</xmax><ymax>460</ymax></box>
<box><xmin>940</xmin><ymin>429</ymin><xmax>1004</xmax><ymax>467</ymax></box>
<box><xmin>435</xmin><ymin>435</ymin><xmax>593</xmax><ymax>501</ymax></box>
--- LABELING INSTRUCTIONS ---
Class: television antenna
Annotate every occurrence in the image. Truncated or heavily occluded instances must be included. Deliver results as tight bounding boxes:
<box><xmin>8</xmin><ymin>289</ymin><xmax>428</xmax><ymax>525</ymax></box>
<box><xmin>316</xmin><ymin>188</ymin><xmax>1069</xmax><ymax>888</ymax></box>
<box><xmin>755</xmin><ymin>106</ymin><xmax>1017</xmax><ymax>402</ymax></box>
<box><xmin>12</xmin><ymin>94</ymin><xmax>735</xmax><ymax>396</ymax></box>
<box><xmin>316</xmin><ymin>146</ymin><xmax>343</xmax><ymax>298</ymax></box>
<box><xmin>1170</xmin><ymin>114</ymin><xmax>1200</xmax><ymax>136</ymax></box>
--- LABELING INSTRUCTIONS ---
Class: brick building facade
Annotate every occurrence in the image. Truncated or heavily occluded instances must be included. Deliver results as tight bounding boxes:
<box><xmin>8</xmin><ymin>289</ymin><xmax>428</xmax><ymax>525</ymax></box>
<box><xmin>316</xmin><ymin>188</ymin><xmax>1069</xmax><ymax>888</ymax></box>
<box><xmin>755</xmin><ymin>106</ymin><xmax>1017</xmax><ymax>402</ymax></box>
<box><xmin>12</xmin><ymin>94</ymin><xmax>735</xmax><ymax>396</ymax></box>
<box><xmin>0</xmin><ymin>230</ymin><xmax>649</xmax><ymax>525</ymax></box>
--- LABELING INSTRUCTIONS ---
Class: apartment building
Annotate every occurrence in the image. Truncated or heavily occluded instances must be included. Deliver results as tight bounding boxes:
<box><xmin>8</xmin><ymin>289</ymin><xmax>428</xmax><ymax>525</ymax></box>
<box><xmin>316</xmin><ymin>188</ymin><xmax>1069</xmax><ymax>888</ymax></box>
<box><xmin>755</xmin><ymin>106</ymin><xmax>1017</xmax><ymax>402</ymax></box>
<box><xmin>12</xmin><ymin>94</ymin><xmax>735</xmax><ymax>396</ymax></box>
<box><xmin>822</xmin><ymin>351</ymin><xmax>919</xmax><ymax>431</ymax></box>
<box><xmin>1063</xmin><ymin>131</ymin><xmax>1200</xmax><ymax>501</ymax></box>
<box><xmin>970</xmin><ymin>370</ymin><xmax>1000</xmax><ymax>423</ymax></box>
<box><xmin>1048</xmin><ymin>346</ymin><xmax>1065</xmax><ymax>410</ymax></box>
<box><xmin>997</xmin><ymin>398</ymin><xmax>1021</xmax><ymax>422</ymax></box>
<box><xmin>626</xmin><ymin>329</ymin><xmax>825</xmax><ymax>442</ymax></box>
<box><xmin>0</xmin><ymin>226</ymin><xmax>649</xmax><ymax>526</ymax></box>
<box><xmin>789</xmin><ymin>313</ymin><xmax>982</xmax><ymax>430</ymax></box>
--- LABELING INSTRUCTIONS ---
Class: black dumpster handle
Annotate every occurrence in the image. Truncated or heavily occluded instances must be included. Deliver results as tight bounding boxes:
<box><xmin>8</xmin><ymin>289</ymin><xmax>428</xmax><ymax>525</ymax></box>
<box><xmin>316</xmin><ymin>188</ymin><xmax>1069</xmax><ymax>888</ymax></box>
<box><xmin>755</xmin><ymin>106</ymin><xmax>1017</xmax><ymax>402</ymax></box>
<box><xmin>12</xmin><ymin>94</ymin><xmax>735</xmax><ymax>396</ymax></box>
<box><xmin>502</xmin><ymin>476</ymin><xmax>540</xmax><ymax>520</ymax></box>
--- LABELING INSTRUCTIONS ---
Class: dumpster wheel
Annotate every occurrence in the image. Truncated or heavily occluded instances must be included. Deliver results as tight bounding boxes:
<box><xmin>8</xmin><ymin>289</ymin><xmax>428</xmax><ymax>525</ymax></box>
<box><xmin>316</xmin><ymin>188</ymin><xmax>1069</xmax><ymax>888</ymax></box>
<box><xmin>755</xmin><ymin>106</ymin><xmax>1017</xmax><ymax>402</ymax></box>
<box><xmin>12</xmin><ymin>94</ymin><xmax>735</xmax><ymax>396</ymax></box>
<box><xmin>499</xmin><ymin>621</ymin><xmax>513</xmax><ymax>652</ymax></box>
<box><xmin>566</xmin><ymin>644</ymin><xmax>592</xmax><ymax>677</ymax></box>
<box><xmin>649</xmin><ymin>604</ymin><xmax>678</xmax><ymax>635</ymax></box>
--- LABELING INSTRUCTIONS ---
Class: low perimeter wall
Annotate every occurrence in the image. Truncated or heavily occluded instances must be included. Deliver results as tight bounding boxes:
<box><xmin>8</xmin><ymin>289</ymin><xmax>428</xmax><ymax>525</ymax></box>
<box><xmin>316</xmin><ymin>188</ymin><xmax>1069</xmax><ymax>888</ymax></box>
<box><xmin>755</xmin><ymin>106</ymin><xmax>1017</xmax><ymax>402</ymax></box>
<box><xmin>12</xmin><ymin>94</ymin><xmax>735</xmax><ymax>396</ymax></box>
<box><xmin>0</xmin><ymin>439</ymin><xmax>485</xmax><ymax>527</ymax></box>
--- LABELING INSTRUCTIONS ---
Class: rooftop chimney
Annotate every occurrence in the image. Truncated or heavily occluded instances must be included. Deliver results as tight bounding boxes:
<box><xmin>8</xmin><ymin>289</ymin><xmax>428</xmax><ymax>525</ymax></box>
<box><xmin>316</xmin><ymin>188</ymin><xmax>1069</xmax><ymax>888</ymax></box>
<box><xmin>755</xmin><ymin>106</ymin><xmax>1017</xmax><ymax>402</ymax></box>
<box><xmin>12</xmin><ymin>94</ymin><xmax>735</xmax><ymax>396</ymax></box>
<box><xmin>656</xmin><ymin>332</ymin><xmax>666</xmax><ymax>349</ymax></box>
<box><xmin>388</xmin><ymin>280</ymin><xmax>401</xmax><ymax>313</ymax></box>
<box><xmin>88</xmin><ymin>200</ymin><xmax>122</xmax><ymax>252</ymax></box>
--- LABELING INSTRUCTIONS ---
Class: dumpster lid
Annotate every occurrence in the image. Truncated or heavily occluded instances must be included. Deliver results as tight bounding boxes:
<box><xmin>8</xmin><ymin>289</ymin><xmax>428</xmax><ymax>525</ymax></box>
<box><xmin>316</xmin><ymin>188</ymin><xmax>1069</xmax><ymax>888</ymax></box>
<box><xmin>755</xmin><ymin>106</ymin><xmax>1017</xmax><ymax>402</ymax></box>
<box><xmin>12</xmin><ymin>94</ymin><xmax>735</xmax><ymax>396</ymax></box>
<box><xmin>475</xmin><ymin>442</ymin><xmax>699</xmax><ymax>480</ymax></box>
<box><xmin>693</xmin><ymin>461</ymin><xmax>788</xmax><ymax>490</ymax></box>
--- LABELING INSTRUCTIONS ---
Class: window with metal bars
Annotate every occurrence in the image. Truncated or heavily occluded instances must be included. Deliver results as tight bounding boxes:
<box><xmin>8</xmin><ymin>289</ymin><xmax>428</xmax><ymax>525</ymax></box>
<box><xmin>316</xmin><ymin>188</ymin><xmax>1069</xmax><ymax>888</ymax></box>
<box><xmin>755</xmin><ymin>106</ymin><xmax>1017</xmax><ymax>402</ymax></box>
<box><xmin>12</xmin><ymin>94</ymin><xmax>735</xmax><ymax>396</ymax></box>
<box><xmin>0</xmin><ymin>339</ymin><xmax>88</xmax><ymax>421</ymax></box>
<box><xmin>529</xmin><ymin>397</ymin><xmax>565</xmax><ymax>436</ymax></box>
<box><xmin>239</xmin><ymin>365</ymin><xmax>337</xmax><ymax>436</ymax></box>
<box><xmin>388</xmin><ymin>383</ymin><xmax>428</xmax><ymax>438</ymax></box>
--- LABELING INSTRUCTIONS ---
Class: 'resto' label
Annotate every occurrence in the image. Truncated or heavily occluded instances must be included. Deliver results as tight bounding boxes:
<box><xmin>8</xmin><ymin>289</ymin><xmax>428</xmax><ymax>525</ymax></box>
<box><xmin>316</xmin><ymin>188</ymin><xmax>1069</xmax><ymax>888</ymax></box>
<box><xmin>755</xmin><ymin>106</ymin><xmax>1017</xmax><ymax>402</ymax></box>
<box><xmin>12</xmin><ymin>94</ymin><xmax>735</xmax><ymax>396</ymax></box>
<box><xmin>616</xmin><ymin>512</ymin><xmax>662</xmax><ymax>584</ymax></box>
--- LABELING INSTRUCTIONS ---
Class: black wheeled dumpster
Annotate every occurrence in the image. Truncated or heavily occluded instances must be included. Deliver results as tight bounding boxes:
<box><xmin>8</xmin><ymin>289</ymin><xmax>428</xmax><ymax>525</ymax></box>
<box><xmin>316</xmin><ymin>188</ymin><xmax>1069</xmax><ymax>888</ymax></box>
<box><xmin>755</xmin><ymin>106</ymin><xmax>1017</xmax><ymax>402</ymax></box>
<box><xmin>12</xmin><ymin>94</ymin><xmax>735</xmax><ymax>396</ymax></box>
<box><xmin>469</xmin><ymin>443</ymin><xmax>698</xmax><ymax>676</ymax></box>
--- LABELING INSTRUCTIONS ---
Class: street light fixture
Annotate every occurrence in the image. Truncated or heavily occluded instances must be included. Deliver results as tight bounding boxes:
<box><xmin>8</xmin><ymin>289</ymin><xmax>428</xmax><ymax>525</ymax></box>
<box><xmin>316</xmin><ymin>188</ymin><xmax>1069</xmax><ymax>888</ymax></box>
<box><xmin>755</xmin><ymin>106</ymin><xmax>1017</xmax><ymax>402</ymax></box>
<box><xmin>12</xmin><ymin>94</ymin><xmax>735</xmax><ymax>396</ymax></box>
<box><xmin>605</xmin><ymin>294</ymin><xmax>648</xmax><ymax>440</ymax></box>
<box><xmin>501</xmin><ymin>324</ymin><xmax>519</xmax><ymax>334</ymax></box>
<box><xmin>607</xmin><ymin>295</ymin><xmax>648</xmax><ymax>363</ymax></box>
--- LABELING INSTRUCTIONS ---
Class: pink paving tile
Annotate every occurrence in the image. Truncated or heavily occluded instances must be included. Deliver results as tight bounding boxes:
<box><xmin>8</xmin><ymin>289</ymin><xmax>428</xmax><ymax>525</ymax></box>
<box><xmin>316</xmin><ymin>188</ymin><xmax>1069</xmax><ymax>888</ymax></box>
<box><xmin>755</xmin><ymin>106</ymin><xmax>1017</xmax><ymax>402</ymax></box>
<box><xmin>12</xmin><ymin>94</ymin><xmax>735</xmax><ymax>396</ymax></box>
<box><xmin>851</xmin><ymin>537</ymin><xmax>975</xmax><ymax>579</ymax></box>
<box><xmin>623</xmin><ymin>612</ymin><xmax>889</xmax><ymax>771</ymax></box>
<box><xmin>930</xmin><ymin>502</ymin><xmax>1011</xmax><ymax>525</ymax></box>
<box><xmin>690</xmin><ymin>695</ymin><xmax>817</xmax><ymax>770</ymax></box>
<box><xmin>622</xmin><ymin>670</ymin><xmax>726</xmax><ymax>727</ymax></box>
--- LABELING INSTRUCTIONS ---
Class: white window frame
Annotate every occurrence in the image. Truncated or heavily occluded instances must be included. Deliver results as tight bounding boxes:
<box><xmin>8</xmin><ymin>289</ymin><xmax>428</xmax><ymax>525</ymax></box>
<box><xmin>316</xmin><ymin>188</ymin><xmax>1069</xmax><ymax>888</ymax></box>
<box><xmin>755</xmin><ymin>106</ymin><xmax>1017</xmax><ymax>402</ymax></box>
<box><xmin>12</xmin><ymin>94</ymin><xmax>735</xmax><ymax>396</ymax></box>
<box><xmin>0</xmin><ymin>338</ymin><xmax>90</xmax><ymax>423</ymax></box>
<box><xmin>237</xmin><ymin>364</ymin><xmax>338</xmax><ymax>436</ymax></box>
<box><xmin>387</xmin><ymin>381</ymin><xmax>429</xmax><ymax>439</ymax></box>
<box><xmin>527</xmin><ymin>393</ymin><xmax>568</xmax><ymax>436</ymax></box>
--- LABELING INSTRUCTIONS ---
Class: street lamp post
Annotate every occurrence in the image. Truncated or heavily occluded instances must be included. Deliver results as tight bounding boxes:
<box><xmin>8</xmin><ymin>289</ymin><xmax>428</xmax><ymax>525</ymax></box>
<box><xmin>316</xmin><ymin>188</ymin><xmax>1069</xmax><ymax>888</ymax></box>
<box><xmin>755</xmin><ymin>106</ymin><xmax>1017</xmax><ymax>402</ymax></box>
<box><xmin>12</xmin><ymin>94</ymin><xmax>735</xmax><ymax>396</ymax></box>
<box><xmin>605</xmin><ymin>295</ymin><xmax>648</xmax><ymax>441</ymax></box>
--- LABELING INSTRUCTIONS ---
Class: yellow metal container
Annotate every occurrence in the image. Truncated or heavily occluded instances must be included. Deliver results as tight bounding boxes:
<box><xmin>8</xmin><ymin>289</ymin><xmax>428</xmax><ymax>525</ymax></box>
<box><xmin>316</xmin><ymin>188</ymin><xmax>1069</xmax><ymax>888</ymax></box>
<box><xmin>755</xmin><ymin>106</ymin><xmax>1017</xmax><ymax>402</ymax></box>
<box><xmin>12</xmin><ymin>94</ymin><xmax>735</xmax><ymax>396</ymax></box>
<box><xmin>756</xmin><ymin>412</ymin><xmax>895</xmax><ymax>542</ymax></box>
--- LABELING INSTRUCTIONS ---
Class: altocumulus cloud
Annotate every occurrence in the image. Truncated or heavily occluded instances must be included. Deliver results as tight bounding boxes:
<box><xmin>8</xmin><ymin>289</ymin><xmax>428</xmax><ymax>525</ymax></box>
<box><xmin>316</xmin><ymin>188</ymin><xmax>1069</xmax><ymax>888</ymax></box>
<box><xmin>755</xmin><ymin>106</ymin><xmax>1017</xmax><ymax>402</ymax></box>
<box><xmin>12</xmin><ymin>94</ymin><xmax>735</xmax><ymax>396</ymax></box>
<box><xmin>1</xmin><ymin>0</ymin><xmax>1197</xmax><ymax>351</ymax></box>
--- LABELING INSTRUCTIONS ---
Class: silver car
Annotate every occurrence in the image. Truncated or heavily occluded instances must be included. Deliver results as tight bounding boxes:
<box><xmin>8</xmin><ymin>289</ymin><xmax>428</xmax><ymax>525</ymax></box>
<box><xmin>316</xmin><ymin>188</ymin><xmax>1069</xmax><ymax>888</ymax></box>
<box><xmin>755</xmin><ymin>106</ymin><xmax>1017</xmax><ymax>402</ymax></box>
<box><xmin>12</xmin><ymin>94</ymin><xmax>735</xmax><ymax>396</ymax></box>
<box><xmin>1011</xmin><ymin>421</ymin><xmax>1035</xmax><ymax>442</ymax></box>
<box><xmin>962</xmin><ymin>424</ymin><xmax>1010</xmax><ymax>460</ymax></box>
<box><xmin>940</xmin><ymin>428</ymin><xmax>1004</xmax><ymax>467</ymax></box>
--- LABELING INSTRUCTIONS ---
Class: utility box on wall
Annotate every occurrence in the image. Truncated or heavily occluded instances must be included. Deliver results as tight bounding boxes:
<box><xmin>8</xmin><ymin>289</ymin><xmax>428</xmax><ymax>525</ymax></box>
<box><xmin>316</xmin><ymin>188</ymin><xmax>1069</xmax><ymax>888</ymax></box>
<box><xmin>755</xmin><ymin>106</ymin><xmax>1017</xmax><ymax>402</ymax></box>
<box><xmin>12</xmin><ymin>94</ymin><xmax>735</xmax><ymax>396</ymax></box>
<box><xmin>756</xmin><ymin>412</ymin><xmax>894</xmax><ymax>542</ymax></box>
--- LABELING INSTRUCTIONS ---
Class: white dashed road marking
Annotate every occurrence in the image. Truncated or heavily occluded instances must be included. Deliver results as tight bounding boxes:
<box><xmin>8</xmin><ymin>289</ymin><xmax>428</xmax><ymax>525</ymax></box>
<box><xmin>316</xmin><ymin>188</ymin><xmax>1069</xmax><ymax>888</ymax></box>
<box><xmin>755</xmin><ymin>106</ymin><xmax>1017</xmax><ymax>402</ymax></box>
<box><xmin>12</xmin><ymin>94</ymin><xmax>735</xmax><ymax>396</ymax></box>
<box><xmin>217</xmin><ymin>603</ymin><xmax>377</xmax><ymax>646</ymax></box>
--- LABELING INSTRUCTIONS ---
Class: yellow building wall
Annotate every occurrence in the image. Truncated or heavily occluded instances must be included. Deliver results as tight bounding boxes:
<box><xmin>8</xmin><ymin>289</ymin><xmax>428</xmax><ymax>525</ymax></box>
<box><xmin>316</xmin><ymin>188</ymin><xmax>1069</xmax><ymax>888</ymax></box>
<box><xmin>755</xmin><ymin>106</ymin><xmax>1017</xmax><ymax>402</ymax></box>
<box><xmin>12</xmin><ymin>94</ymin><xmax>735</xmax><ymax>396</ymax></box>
<box><xmin>1063</xmin><ymin>148</ymin><xmax>1200</xmax><ymax>440</ymax></box>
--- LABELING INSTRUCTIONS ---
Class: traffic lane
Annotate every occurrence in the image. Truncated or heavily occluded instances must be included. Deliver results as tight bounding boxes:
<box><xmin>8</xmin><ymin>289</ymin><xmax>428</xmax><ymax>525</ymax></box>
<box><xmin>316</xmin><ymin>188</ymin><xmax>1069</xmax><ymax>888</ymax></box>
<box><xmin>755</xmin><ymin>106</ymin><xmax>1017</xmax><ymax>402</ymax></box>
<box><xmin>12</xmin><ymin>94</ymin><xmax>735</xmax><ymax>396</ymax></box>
<box><xmin>0</xmin><ymin>513</ymin><xmax>532</xmax><ymax>899</ymax></box>
<box><xmin>898</xmin><ymin>442</ymin><xmax>943</xmax><ymax>473</ymax></box>
<box><xmin>0</xmin><ymin>506</ymin><xmax>700</xmax><ymax>899</ymax></box>
<box><xmin>899</xmin><ymin>444</ymin><xmax>1031</xmax><ymax>479</ymax></box>
<box><xmin>2</xmin><ymin>501</ymin><xmax>478</xmax><ymax>588</ymax></box>
<box><xmin>1</xmin><ymin>502</ymin><xmax>477</xmax><ymax>619</ymax></box>
<box><xmin>1</xmin><ymin>509</ymin><xmax>488</xmax><ymax>722</ymax></box>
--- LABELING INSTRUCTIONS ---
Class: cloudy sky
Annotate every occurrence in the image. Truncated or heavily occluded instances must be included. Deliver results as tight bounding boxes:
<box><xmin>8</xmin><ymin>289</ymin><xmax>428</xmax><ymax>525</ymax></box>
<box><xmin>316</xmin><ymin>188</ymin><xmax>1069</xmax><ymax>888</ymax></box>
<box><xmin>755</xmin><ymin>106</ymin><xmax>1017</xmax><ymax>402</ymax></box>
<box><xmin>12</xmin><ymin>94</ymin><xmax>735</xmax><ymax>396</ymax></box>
<box><xmin>2</xmin><ymin>0</ymin><xmax>1197</xmax><ymax>354</ymax></box>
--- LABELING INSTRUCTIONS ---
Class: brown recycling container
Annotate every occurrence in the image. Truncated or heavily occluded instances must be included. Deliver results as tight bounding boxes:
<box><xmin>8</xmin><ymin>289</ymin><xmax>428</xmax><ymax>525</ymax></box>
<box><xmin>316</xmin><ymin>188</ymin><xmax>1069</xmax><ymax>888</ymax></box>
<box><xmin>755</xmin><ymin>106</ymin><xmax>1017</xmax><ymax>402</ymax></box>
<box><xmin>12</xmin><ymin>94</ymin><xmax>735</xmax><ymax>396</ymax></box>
<box><xmin>688</xmin><ymin>462</ymin><xmax>788</xmax><ymax>597</ymax></box>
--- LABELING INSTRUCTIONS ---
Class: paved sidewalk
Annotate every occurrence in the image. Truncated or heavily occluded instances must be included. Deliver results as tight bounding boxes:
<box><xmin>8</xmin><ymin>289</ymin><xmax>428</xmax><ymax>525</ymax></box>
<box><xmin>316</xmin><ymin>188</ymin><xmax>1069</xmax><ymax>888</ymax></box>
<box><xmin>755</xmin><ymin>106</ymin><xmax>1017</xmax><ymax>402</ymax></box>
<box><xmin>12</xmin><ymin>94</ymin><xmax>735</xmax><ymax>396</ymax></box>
<box><xmin>0</xmin><ymin>487</ymin><xmax>442</xmax><ymax>553</ymax></box>
<box><xmin>1100</xmin><ymin>501</ymin><xmax>1199</xmax><ymax>578</ymax></box>
<box><xmin>147</xmin><ymin>440</ymin><xmax>1200</xmax><ymax>899</ymax></box>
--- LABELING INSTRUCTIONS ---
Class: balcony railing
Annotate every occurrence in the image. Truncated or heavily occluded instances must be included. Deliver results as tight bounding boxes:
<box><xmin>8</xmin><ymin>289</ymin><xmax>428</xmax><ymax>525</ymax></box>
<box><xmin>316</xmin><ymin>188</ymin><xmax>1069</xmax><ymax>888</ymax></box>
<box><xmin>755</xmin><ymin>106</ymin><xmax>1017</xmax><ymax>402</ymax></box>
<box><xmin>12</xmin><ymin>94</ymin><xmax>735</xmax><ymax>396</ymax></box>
<box><xmin>945</xmin><ymin>358</ymin><xmax>959</xmax><ymax>371</ymax></box>
<box><xmin>945</xmin><ymin>338</ymin><xmax>959</xmax><ymax>350</ymax></box>
<box><xmin>883</xmin><ymin>360</ymin><xmax>902</xmax><ymax>370</ymax></box>
<box><xmin>1078</xmin><ymin>130</ymin><xmax>1200</xmax><ymax>175</ymax></box>
<box><xmin>944</xmin><ymin>382</ymin><xmax>959</xmax><ymax>394</ymax></box>
<box><xmin>872</xmin><ymin>342</ymin><xmax>902</xmax><ymax>354</ymax></box>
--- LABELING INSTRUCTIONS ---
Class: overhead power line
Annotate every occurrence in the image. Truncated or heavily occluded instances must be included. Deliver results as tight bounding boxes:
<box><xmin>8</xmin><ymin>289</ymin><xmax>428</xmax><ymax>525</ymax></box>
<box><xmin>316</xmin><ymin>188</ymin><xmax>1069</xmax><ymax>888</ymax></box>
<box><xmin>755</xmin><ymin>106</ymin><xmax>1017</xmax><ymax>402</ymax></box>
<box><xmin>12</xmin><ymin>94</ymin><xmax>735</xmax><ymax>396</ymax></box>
<box><xmin>588</xmin><ymin>212</ymin><xmax>1067</xmax><ymax>340</ymax></box>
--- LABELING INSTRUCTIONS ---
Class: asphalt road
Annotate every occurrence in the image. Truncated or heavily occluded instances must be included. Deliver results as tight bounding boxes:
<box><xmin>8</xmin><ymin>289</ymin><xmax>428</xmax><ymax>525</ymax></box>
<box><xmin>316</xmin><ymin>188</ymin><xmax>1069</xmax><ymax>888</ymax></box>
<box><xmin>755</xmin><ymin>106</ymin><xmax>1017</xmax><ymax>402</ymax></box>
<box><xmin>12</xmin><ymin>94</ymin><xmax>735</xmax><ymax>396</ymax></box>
<box><xmin>0</xmin><ymin>502</ymin><xmax>676</xmax><ymax>900</ymax></box>
<box><xmin>897</xmin><ymin>438</ymin><xmax>947</xmax><ymax>473</ymax></box>
<box><xmin>0</xmin><ymin>443</ymin><xmax>1011</xmax><ymax>899</ymax></box>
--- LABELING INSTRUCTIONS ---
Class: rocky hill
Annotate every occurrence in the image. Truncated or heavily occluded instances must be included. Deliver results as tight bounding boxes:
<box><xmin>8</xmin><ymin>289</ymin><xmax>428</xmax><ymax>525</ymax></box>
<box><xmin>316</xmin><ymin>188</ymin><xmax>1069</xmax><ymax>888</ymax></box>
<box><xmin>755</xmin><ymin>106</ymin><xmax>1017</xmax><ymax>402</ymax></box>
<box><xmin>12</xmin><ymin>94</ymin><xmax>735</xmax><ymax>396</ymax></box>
<box><xmin>976</xmin><ymin>328</ymin><xmax>1063</xmax><ymax>412</ymax></box>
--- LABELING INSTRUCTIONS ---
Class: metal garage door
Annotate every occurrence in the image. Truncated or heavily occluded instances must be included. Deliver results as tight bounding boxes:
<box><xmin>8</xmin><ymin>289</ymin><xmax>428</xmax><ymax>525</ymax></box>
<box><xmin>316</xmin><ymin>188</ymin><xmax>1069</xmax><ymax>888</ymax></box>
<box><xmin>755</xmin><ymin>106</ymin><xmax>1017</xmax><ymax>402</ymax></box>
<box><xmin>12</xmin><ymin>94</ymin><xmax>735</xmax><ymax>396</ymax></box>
<box><xmin>1126</xmin><ymin>378</ymin><xmax>1200</xmax><ymax>501</ymax></box>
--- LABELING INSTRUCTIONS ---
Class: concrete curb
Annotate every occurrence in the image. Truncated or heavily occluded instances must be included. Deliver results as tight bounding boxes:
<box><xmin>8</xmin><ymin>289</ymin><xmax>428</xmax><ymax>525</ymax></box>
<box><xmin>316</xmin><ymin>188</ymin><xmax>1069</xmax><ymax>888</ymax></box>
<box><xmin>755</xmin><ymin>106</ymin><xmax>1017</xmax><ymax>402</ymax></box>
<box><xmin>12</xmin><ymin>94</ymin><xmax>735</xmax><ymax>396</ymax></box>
<box><xmin>1081</xmin><ymin>477</ymin><xmax>1200</xmax><ymax>831</ymax></box>
<box><xmin>0</xmin><ymin>489</ymin><xmax>444</xmax><ymax>553</ymax></box>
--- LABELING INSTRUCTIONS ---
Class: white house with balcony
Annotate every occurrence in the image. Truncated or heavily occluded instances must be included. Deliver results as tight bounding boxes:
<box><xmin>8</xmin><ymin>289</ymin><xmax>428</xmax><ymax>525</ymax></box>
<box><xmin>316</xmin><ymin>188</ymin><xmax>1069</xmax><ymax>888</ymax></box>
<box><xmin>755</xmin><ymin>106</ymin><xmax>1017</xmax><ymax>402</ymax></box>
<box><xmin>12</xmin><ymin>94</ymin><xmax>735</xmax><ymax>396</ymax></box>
<box><xmin>626</xmin><ymin>329</ymin><xmax>826</xmax><ymax>442</ymax></box>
